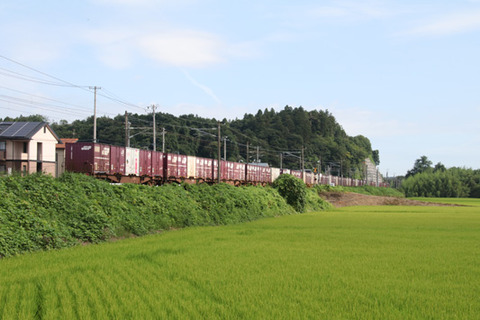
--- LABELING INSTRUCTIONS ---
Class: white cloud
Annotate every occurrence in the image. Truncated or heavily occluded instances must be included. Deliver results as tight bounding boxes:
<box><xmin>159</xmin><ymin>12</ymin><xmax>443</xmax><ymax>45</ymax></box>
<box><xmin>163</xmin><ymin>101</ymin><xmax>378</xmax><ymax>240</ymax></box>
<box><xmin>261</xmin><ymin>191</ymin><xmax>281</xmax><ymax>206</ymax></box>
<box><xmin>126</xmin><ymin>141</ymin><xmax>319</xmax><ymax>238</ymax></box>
<box><xmin>405</xmin><ymin>10</ymin><xmax>480</xmax><ymax>36</ymax></box>
<box><xmin>83</xmin><ymin>26</ymin><xmax>233</xmax><ymax>68</ymax></box>
<box><xmin>138</xmin><ymin>30</ymin><xmax>225</xmax><ymax>68</ymax></box>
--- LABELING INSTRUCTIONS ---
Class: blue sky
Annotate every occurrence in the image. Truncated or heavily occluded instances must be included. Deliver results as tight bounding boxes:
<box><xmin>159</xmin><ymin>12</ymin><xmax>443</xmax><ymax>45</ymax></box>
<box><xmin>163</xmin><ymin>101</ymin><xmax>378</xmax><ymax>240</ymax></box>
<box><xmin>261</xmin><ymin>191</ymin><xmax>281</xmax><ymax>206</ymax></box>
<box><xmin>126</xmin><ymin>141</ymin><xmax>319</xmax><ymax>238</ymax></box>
<box><xmin>1</xmin><ymin>0</ymin><xmax>479</xmax><ymax>176</ymax></box>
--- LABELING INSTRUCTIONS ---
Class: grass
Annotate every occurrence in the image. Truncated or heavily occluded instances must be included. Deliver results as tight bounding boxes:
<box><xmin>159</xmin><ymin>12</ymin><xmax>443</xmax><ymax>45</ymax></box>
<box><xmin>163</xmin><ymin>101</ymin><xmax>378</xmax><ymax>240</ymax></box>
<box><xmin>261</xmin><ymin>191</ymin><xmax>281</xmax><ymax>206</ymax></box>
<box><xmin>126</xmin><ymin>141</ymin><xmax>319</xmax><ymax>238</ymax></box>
<box><xmin>1</xmin><ymin>201</ymin><xmax>479</xmax><ymax>319</ymax></box>
<box><xmin>412</xmin><ymin>197</ymin><xmax>480</xmax><ymax>207</ymax></box>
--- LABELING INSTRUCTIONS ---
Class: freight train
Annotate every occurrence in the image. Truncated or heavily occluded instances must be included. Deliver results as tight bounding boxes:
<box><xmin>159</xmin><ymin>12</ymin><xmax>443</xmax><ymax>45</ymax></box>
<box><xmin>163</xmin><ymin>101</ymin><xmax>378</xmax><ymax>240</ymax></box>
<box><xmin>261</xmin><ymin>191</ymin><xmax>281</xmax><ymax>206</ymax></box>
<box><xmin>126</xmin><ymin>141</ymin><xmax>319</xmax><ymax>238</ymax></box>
<box><xmin>65</xmin><ymin>142</ymin><xmax>388</xmax><ymax>187</ymax></box>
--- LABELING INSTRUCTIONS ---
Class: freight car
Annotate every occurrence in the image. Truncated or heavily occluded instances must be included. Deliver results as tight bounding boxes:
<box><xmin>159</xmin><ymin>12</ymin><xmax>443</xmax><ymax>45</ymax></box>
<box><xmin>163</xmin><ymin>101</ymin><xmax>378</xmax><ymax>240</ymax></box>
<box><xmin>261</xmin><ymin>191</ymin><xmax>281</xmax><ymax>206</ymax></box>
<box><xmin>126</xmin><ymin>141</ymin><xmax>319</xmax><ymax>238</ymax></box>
<box><xmin>65</xmin><ymin>142</ymin><xmax>389</xmax><ymax>187</ymax></box>
<box><xmin>65</xmin><ymin>142</ymin><xmax>275</xmax><ymax>185</ymax></box>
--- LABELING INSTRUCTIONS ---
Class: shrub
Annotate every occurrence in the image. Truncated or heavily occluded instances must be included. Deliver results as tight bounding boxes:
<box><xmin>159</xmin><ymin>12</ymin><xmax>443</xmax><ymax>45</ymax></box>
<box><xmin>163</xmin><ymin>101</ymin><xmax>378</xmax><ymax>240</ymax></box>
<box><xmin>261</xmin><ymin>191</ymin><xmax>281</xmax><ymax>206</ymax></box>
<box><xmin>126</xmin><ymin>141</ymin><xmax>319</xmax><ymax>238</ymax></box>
<box><xmin>0</xmin><ymin>173</ymin><xmax>297</xmax><ymax>258</ymax></box>
<box><xmin>272</xmin><ymin>174</ymin><xmax>307</xmax><ymax>212</ymax></box>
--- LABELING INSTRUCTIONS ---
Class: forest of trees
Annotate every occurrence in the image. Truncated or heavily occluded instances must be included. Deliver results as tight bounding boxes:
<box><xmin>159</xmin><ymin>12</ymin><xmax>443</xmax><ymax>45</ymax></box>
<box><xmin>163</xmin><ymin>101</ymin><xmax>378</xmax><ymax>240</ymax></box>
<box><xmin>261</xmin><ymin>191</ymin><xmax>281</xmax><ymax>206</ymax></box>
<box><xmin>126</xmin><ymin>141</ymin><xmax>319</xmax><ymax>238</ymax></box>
<box><xmin>401</xmin><ymin>156</ymin><xmax>480</xmax><ymax>198</ymax></box>
<box><xmin>1</xmin><ymin>106</ymin><xmax>378</xmax><ymax>178</ymax></box>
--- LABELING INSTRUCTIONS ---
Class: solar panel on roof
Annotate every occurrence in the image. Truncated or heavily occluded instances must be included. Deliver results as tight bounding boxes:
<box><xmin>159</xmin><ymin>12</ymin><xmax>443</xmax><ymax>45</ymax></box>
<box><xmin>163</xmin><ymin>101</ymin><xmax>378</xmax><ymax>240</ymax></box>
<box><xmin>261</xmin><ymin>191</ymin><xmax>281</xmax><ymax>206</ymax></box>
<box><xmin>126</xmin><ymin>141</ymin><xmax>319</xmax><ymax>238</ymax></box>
<box><xmin>0</xmin><ymin>122</ymin><xmax>43</xmax><ymax>139</ymax></box>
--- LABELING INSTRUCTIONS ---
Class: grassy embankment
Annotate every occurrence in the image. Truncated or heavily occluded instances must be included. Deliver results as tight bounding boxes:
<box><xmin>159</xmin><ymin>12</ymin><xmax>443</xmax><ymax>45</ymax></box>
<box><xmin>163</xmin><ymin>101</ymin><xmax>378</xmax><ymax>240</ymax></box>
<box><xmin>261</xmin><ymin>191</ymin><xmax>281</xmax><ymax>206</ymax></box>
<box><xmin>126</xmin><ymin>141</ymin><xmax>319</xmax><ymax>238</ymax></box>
<box><xmin>0</xmin><ymin>200</ymin><xmax>479</xmax><ymax>319</ymax></box>
<box><xmin>0</xmin><ymin>173</ymin><xmax>331</xmax><ymax>258</ymax></box>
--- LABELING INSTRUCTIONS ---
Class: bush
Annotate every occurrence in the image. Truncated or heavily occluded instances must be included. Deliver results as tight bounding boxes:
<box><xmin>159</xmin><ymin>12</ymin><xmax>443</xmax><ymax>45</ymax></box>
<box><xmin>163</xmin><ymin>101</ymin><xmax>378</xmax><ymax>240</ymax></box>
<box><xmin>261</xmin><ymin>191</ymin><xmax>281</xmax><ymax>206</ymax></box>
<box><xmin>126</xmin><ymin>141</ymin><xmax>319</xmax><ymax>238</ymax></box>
<box><xmin>0</xmin><ymin>173</ymin><xmax>297</xmax><ymax>258</ymax></box>
<box><xmin>272</xmin><ymin>174</ymin><xmax>307</xmax><ymax>212</ymax></box>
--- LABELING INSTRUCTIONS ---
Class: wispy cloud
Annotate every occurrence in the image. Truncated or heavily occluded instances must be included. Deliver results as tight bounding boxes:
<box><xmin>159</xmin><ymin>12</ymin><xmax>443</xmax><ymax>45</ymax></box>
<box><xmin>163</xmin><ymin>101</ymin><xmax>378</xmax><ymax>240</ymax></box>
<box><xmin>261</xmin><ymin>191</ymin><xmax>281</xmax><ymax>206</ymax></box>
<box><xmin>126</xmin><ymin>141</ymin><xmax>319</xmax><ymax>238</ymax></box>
<box><xmin>139</xmin><ymin>30</ymin><xmax>225</xmax><ymax>68</ymax></box>
<box><xmin>182</xmin><ymin>70</ymin><xmax>222</xmax><ymax>105</ymax></box>
<box><xmin>404</xmin><ymin>10</ymin><xmax>480</xmax><ymax>36</ymax></box>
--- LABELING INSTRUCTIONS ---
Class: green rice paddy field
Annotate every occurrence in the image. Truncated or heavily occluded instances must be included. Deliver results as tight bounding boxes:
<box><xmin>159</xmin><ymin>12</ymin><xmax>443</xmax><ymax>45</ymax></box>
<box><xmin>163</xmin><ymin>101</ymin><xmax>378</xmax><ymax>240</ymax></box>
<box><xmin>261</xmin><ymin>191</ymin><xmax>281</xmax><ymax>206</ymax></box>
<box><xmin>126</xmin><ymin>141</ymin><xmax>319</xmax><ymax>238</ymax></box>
<box><xmin>1</xmin><ymin>199</ymin><xmax>479</xmax><ymax>319</ymax></box>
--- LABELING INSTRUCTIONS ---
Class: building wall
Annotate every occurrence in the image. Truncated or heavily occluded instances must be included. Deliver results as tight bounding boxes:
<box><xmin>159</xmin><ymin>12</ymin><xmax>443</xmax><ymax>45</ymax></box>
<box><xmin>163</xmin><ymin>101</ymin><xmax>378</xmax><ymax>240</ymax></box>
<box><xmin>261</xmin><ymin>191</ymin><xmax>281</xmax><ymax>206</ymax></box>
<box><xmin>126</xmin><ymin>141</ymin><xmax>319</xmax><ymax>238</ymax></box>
<box><xmin>31</xmin><ymin>126</ymin><xmax>57</xmax><ymax>162</ymax></box>
<box><xmin>56</xmin><ymin>148</ymin><xmax>65</xmax><ymax>177</ymax></box>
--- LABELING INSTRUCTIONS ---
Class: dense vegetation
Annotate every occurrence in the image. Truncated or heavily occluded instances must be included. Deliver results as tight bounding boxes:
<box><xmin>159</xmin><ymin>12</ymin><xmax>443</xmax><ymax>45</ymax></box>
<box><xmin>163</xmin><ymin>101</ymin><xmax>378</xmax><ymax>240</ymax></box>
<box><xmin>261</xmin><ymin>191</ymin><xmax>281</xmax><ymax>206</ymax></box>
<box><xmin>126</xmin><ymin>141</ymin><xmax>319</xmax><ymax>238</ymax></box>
<box><xmin>2</xmin><ymin>106</ymin><xmax>378</xmax><ymax>177</ymax></box>
<box><xmin>0</xmin><ymin>173</ymin><xmax>332</xmax><ymax>258</ymax></box>
<box><xmin>401</xmin><ymin>156</ymin><xmax>480</xmax><ymax>198</ymax></box>
<box><xmin>1</xmin><ymin>202</ymin><xmax>479</xmax><ymax>319</ymax></box>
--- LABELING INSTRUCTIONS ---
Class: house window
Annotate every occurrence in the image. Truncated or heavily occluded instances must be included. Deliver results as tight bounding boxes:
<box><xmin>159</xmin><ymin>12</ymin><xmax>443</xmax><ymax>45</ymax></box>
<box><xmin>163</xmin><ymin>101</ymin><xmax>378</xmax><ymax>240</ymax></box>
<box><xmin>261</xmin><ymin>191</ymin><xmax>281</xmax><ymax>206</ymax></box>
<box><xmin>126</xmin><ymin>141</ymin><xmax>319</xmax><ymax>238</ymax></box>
<box><xmin>23</xmin><ymin>142</ymin><xmax>28</xmax><ymax>153</ymax></box>
<box><xmin>44</xmin><ymin>126</ymin><xmax>47</xmax><ymax>134</ymax></box>
<box><xmin>0</xmin><ymin>141</ymin><xmax>5</xmax><ymax>151</ymax></box>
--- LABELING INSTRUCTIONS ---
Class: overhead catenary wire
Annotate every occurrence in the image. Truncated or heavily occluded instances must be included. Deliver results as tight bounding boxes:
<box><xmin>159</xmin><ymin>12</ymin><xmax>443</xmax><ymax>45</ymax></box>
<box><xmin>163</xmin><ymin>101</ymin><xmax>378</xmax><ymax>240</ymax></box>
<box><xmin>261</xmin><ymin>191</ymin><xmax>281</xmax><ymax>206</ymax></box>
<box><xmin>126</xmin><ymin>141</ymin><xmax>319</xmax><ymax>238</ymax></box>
<box><xmin>0</xmin><ymin>54</ymin><xmax>148</xmax><ymax>118</ymax></box>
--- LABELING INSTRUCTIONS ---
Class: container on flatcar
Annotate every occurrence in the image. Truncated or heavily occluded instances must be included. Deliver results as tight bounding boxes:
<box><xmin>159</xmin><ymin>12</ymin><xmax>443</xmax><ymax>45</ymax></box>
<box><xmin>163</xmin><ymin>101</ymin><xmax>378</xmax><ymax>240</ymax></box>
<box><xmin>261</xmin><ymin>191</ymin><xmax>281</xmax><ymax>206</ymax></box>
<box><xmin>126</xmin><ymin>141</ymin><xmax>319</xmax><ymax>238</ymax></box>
<box><xmin>165</xmin><ymin>153</ymin><xmax>188</xmax><ymax>180</ymax></box>
<box><xmin>246</xmin><ymin>164</ymin><xmax>263</xmax><ymax>183</ymax></box>
<box><xmin>233</xmin><ymin>162</ymin><xmax>246</xmax><ymax>183</ymax></box>
<box><xmin>125</xmin><ymin>147</ymin><xmax>140</xmax><ymax>176</ymax></box>
<box><xmin>259</xmin><ymin>165</ymin><xmax>271</xmax><ymax>184</ymax></box>
<box><xmin>290</xmin><ymin>170</ymin><xmax>303</xmax><ymax>180</ymax></box>
<box><xmin>139</xmin><ymin>149</ymin><xmax>152</xmax><ymax>176</ymax></box>
<box><xmin>220</xmin><ymin>161</ymin><xmax>234</xmax><ymax>181</ymax></box>
<box><xmin>65</xmin><ymin>142</ymin><xmax>110</xmax><ymax>174</ymax></box>
<box><xmin>194</xmin><ymin>157</ymin><xmax>214</xmax><ymax>182</ymax></box>
<box><xmin>110</xmin><ymin>145</ymin><xmax>125</xmax><ymax>174</ymax></box>
<box><xmin>187</xmin><ymin>156</ymin><xmax>196</xmax><ymax>179</ymax></box>
<box><xmin>151</xmin><ymin>151</ymin><xmax>164</xmax><ymax>177</ymax></box>
<box><xmin>271</xmin><ymin>167</ymin><xmax>281</xmax><ymax>183</ymax></box>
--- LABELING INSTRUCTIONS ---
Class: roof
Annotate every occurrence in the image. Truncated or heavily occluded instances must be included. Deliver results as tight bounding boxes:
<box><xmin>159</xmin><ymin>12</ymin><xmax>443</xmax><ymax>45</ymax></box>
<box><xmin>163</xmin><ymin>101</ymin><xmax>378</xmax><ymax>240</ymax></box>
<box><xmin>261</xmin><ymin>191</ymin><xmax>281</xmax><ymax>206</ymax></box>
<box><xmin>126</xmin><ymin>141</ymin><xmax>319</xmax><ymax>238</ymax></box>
<box><xmin>0</xmin><ymin>122</ymin><xmax>60</xmax><ymax>142</ymax></box>
<box><xmin>56</xmin><ymin>138</ymin><xmax>79</xmax><ymax>149</ymax></box>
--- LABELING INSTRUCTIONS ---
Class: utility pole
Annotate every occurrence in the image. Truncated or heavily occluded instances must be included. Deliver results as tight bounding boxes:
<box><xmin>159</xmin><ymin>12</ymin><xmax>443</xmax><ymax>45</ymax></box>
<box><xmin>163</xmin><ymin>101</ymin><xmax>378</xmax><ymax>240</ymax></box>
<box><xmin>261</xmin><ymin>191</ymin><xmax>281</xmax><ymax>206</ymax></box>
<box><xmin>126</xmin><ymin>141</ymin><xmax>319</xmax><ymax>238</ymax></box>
<box><xmin>246</xmin><ymin>141</ymin><xmax>249</xmax><ymax>164</ymax></box>
<box><xmin>217</xmin><ymin>121</ymin><xmax>221</xmax><ymax>183</ymax></box>
<box><xmin>256</xmin><ymin>146</ymin><xmax>260</xmax><ymax>163</ymax></box>
<box><xmin>280</xmin><ymin>153</ymin><xmax>283</xmax><ymax>170</ymax></box>
<box><xmin>150</xmin><ymin>104</ymin><xmax>157</xmax><ymax>151</ymax></box>
<box><xmin>90</xmin><ymin>86</ymin><xmax>101</xmax><ymax>142</ymax></box>
<box><xmin>223</xmin><ymin>136</ymin><xmax>227</xmax><ymax>160</ymax></box>
<box><xmin>124</xmin><ymin>111</ymin><xmax>128</xmax><ymax>147</ymax></box>
<box><xmin>301</xmin><ymin>146</ymin><xmax>305</xmax><ymax>180</ymax></box>
<box><xmin>162</xmin><ymin>128</ymin><xmax>166</xmax><ymax>153</ymax></box>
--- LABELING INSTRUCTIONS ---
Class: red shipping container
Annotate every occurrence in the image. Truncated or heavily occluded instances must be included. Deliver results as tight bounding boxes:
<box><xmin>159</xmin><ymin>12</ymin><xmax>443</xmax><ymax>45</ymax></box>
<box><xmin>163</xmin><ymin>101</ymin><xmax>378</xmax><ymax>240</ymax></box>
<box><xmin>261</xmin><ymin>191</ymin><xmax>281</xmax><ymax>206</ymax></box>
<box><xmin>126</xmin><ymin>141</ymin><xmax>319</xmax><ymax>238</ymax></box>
<box><xmin>195</xmin><ymin>157</ymin><xmax>214</xmax><ymax>181</ymax></box>
<box><xmin>220</xmin><ymin>160</ymin><xmax>234</xmax><ymax>181</ymax></box>
<box><xmin>233</xmin><ymin>162</ymin><xmax>246</xmax><ymax>182</ymax></box>
<box><xmin>290</xmin><ymin>170</ymin><xmax>302</xmax><ymax>180</ymax></box>
<box><xmin>151</xmin><ymin>151</ymin><xmax>164</xmax><ymax>177</ymax></box>
<box><xmin>139</xmin><ymin>150</ymin><xmax>152</xmax><ymax>176</ymax></box>
<box><xmin>246</xmin><ymin>164</ymin><xmax>262</xmax><ymax>183</ymax></box>
<box><xmin>65</xmin><ymin>142</ymin><xmax>110</xmax><ymax>174</ymax></box>
<box><xmin>258</xmin><ymin>166</ymin><xmax>271</xmax><ymax>183</ymax></box>
<box><xmin>110</xmin><ymin>145</ymin><xmax>125</xmax><ymax>174</ymax></box>
<box><xmin>165</xmin><ymin>153</ymin><xmax>188</xmax><ymax>179</ymax></box>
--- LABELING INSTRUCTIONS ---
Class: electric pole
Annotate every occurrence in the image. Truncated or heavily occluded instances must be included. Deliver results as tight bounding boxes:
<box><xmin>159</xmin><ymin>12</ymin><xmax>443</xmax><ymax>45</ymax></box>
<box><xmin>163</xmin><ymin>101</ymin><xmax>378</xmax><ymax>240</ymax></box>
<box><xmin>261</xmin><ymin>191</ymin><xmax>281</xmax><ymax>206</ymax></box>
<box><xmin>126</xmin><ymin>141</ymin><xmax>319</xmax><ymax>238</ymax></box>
<box><xmin>162</xmin><ymin>128</ymin><xmax>166</xmax><ymax>153</ymax></box>
<box><xmin>217</xmin><ymin>121</ymin><xmax>221</xmax><ymax>183</ymax></box>
<box><xmin>301</xmin><ymin>146</ymin><xmax>305</xmax><ymax>180</ymax></box>
<box><xmin>90</xmin><ymin>86</ymin><xmax>101</xmax><ymax>143</ymax></box>
<box><xmin>149</xmin><ymin>104</ymin><xmax>157</xmax><ymax>151</ymax></box>
<box><xmin>256</xmin><ymin>146</ymin><xmax>260</xmax><ymax>163</ymax></box>
<box><xmin>124</xmin><ymin>111</ymin><xmax>128</xmax><ymax>147</ymax></box>
<box><xmin>246</xmin><ymin>142</ymin><xmax>249</xmax><ymax>164</ymax></box>
<box><xmin>223</xmin><ymin>136</ymin><xmax>227</xmax><ymax>160</ymax></box>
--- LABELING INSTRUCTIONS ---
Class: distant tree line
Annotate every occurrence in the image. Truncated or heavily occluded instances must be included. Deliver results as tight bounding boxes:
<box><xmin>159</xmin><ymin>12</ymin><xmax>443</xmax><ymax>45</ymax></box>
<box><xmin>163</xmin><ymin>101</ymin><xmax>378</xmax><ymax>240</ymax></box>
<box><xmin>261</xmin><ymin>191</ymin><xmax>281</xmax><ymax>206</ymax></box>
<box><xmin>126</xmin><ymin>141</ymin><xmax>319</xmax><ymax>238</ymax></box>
<box><xmin>2</xmin><ymin>106</ymin><xmax>378</xmax><ymax>177</ymax></box>
<box><xmin>401</xmin><ymin>156</ymin><xmax>480</xmax><ymax>198</ymax></box>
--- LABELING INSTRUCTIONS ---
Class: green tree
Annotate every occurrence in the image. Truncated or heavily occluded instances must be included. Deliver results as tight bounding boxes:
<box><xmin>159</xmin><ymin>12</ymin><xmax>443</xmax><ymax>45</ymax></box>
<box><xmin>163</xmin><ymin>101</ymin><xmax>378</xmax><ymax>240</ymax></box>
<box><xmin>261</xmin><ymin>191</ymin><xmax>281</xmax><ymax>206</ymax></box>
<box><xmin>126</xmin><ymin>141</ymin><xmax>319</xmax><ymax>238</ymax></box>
<box><xmin>406</xmin><ymin>155</ymin><xmax>433</xmax><ymax>178</ymax></box>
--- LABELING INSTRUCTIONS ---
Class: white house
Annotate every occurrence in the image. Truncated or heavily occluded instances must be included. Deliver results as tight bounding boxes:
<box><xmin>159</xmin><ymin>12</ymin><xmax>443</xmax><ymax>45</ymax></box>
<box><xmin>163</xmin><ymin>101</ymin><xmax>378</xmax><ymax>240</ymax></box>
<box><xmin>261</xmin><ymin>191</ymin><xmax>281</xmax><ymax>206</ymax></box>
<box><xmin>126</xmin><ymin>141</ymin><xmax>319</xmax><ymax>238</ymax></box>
<box><xmin>0</xmin><ymin>122</ymin><xmax>60</xmax><ymax>176</ymax></box>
